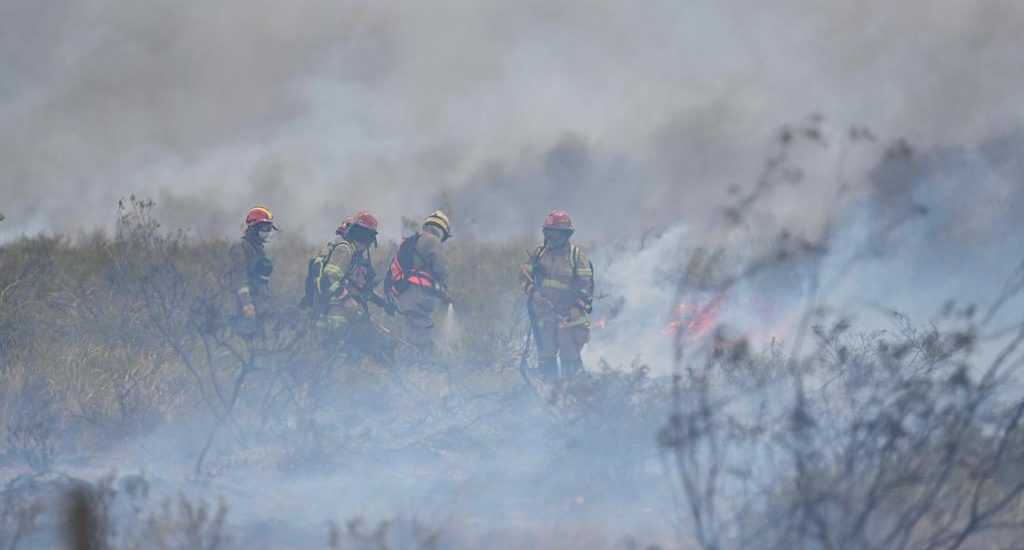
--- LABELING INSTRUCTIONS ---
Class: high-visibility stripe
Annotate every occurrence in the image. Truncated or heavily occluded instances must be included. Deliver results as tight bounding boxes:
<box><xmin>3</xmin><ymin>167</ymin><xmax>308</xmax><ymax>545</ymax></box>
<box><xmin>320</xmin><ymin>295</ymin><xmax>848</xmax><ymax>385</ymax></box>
<box><xmin>237</xmin><ymin>286</ymin><xmax>251</xmax><ymax>296</ymax></box>
<box><xmin>408</xmin><ymin>276</ymin><xmax>433</xmax><ymax>287</ymax></box>
<box><xmin>533</xmin><ymin>244</ymin><xmax>591</xmax><ymax>295</ymax></box>
<box><xmin>323</xmin><ymin>264</ymin><xmax>345</xmax><ymax>278</ymax></box>
<box><xmin>403</xmin><ymin>269</ymin><xmax>435</xmax><ymax>288</ymax></box>
<box><xmin>562</xmin><ymin>315</ymin><xmax>590</xmax><ymax>329</ymax></box>
<box><xmin>425</xmin><ymin>212</ymin><xmax>450</xmax><ymax>234</ymax></box>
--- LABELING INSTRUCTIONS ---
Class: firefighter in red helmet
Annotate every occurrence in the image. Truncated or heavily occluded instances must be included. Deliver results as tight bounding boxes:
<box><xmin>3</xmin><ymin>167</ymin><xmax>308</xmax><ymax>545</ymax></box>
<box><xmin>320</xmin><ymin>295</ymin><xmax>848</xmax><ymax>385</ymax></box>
<box><xmin>316</xmin><ymin>210</ymin><xmax>392</xmax><ymax>327</ymax></box>
<box><xmin>519</xmin><ymin>209</ymin><xmax>594</xmax><ymax>381</ymax></box>
<box><xmin>228</xmin><ymin>205</ymin><xmax>278</xmax><ymax>337</ymax></box>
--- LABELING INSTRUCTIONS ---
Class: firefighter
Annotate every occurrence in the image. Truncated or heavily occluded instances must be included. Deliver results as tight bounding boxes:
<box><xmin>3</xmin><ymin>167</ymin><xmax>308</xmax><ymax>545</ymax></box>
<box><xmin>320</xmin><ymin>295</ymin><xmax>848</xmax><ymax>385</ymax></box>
<box><xmin>319</xmin><ymin>210</ymin><xmax>393</xmax><ymax>327</ymax></box>
<box><xmin>228</xmin><ymin>205</ymin><xmax>277</xmax><ymax>338</ymax></box>
<box><xmin>386</xmin><ymin>210</ymin><xmax>451</xmax><ymax>357</ymax></box>
<box><xmin>300</xmin><ymin>216</ymin><xmax>352</xmax><ymax>311</ymax></box>
<box><xmin>519</xmin><ymin>209</ymin><xmax>594</xmax><ymax>381</ymax></box>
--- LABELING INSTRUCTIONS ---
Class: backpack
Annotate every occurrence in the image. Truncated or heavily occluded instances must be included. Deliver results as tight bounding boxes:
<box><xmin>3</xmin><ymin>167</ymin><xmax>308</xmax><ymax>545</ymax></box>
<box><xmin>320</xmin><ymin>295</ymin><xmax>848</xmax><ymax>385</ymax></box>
<box><xmin>299</xmin><ymin>240</ymin><xmax>341</xmax><ymax>309</ymax></box>
<box><xmin>384</xmin><ymin>234</ymin><xmax>425</xmax><ymax>296</ymax></box>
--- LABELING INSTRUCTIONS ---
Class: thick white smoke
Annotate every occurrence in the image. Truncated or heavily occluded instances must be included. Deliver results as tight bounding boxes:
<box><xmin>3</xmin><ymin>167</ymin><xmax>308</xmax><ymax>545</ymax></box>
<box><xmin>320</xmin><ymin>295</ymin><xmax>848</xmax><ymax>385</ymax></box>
<box><xmin>2</xmin><ymin>0</ymin><xmax>1023</xmax><ymax>242</ymax></box>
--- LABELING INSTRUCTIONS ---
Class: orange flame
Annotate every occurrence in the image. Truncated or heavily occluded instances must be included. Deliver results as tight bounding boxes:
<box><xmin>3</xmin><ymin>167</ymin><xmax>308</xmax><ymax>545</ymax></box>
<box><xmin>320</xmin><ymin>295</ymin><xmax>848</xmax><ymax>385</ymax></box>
<box><xmin>665</xmin><ymin>294</ymin><xmax>727</xmax><ymax>342</ymax></box>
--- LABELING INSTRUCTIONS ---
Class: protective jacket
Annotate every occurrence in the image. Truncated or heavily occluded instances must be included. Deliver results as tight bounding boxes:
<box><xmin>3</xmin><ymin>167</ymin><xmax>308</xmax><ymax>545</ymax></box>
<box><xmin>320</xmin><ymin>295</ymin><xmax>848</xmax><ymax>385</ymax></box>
<box><xmin>520</xmin><ymin>240</ymin><xmax>594</xmax><ymax>378</ymax></box>
<box><xmin>391</xmin><ymin>225</ymin><xmax>448</xmax><ymax>292</ymax></box>
<box><xmin>393</xmin><ymin>226</ymin><xmax>449</xmax><ymax>353</ymax></box>
<box><xmin>320</xmin><ymin>238</ymin><xmax>376</xmax><ymax>325</ymax></box>
<box><xmin>520</xmin><ymin>242</ymin><xmax>593</xmax><ymax>321</ymax></box>
<box><xmin>228</xmin><ymin>231</ymin><xmax>272</xmax><ymax>315</ymax></box>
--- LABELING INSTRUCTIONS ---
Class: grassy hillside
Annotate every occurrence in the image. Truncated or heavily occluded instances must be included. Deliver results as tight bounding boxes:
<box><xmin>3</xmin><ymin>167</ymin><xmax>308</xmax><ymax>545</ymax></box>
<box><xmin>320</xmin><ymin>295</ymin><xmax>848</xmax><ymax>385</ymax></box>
<box><xmin>2</xmin><ymin>198</ymin><xmax>1024</xmax><ymax>549</ymax></box>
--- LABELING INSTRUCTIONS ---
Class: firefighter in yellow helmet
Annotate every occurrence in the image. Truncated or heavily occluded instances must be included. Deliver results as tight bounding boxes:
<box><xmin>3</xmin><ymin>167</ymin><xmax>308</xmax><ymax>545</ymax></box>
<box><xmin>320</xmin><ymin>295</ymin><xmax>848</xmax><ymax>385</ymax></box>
<box><xmin>519</xmin><ymin>209</ymin><xmax>594</xmax><ymax>381</ymax></box>
<box><xmin>228</xmin><ymin>205</ymin><xmax>278</xmax><ymax>337</ymax></box>
<box><xmin>385</xmin><ymin>210</ymin><xmax>451</xmax><ymax>357</ymax></box>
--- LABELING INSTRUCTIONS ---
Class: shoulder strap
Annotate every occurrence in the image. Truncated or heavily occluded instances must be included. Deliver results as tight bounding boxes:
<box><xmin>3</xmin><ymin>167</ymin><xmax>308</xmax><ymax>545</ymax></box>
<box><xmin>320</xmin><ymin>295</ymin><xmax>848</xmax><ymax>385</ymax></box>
<box><xmin>410</xmin><ymin>233</ymin><xmax>432</xmax><ymax>272</ymax></box>
<box><xmin>358</xmin><ymin>248</ymin><xmax>374</xmax><ymax>279</ymax></box>
<box><xmin>339</xmin><ymin>241</ymin><xmax>359</xmax><ymax>280</ymax></box>
<box><xmin>322</xmin><ymin>240</ymin><xmax>339</xmax><ymax>264</ymax></box>
<box><xmin>530</xmin><ymin>245</ymin><xmax>546</xmax><ymax>274</ymax></box>
<box><xmin>313</xmin><ymin>240</ymin><xmax>341</xmax><ymax>297</ymax></box>
<box><xmin>396</xmin><ymin>234</ymin><xmax>423</xmax><ymax>268</ymax></box>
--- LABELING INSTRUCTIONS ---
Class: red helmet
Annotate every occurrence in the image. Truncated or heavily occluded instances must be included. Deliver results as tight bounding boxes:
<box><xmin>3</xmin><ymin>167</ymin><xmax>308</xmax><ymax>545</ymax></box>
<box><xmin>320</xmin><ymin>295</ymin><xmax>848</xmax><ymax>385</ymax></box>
<box><xmin>351</xmin><ymin>210</ymin><xmax>379</xmax><ymax>233</ymax></box>
<box><xmin>345</xmin><ymin>210</ymin><xmax>379</xmax><ymax>247</ymax></box>
<box><xmin>335</xmin><ymin>216</ymin><xmax>353</xmax><ymax>236</ymax></box>
<box><xmin>245</xmin><ymin>205</ymin><xmax>278</xmax><ymax>229</ymax></box>
<box><xmin>543</xmin><ymin>209</ymin><xmax>573</xmax><ymax>230</ymax></box>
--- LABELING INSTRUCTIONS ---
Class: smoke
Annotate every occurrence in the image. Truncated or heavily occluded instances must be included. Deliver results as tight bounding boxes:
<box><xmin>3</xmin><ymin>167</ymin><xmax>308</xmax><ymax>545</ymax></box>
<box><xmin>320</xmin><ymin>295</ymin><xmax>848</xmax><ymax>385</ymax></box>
<box><xmin>586</xmin><ymin>126</ymin><xmax>1024</xmax><ymax>372</ymax></box>
<box><xmin>3</xmin><ymin>363</ymin><xmax>676</xmax><ymax>548</ymax></box>
<box><xmin>2</xmin><ymin>0</ymin><xmax>1023</xmax><ymax>242</ymax></box>
<box><xmin>3</xmin><ymin>1</ymin><xmax>1024</xmax><ymax>546</ymax></box>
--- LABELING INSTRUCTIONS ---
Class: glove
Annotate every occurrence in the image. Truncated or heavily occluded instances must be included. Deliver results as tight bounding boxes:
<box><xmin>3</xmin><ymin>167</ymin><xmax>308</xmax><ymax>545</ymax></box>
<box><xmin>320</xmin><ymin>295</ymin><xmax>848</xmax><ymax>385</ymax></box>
<box><xmin>560</xmin><ymin>306</ymin><xmax>588</xmax><ymax>329</ymax></box>
<box><xmin>576</xmin><ymin>297</ymin><xmax>593</xmax><ymax>314</ymax></box>
<box><xmin>242</xmin><ymin>303</ymin><xmax>256</xmax><ymax>321</ymax></box>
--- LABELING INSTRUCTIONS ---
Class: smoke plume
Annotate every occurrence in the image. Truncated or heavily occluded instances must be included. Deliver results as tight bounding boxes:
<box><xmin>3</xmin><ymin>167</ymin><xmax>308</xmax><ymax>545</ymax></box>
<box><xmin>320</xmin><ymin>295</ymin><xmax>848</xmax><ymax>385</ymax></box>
<box><xmin>2</xmin><ymin>0</ymin><xmax>1023</xmax><ymax>242</ymax></box>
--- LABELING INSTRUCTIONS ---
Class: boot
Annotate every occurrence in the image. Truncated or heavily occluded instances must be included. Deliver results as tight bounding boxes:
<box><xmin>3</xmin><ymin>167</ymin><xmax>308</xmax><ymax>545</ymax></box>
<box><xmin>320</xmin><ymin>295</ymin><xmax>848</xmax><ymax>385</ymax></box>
<box><xmin>560</xmin><ymin>359</ymin><xmax>584</xmax><ymax>381</ymax></box>
<box><xmin>537</xmin><ymin>358</ymin><xmax>558</xmax><ymax>382</ymax></box>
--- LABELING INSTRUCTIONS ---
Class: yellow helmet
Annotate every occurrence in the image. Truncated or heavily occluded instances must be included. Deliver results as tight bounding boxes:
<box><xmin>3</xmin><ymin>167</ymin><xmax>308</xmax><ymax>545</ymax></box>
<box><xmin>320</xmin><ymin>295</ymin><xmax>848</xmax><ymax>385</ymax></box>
<box><xmin>424</xmin><ymin>210</ymin><xmax>451</xmax><ymax>240</ymax></box>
